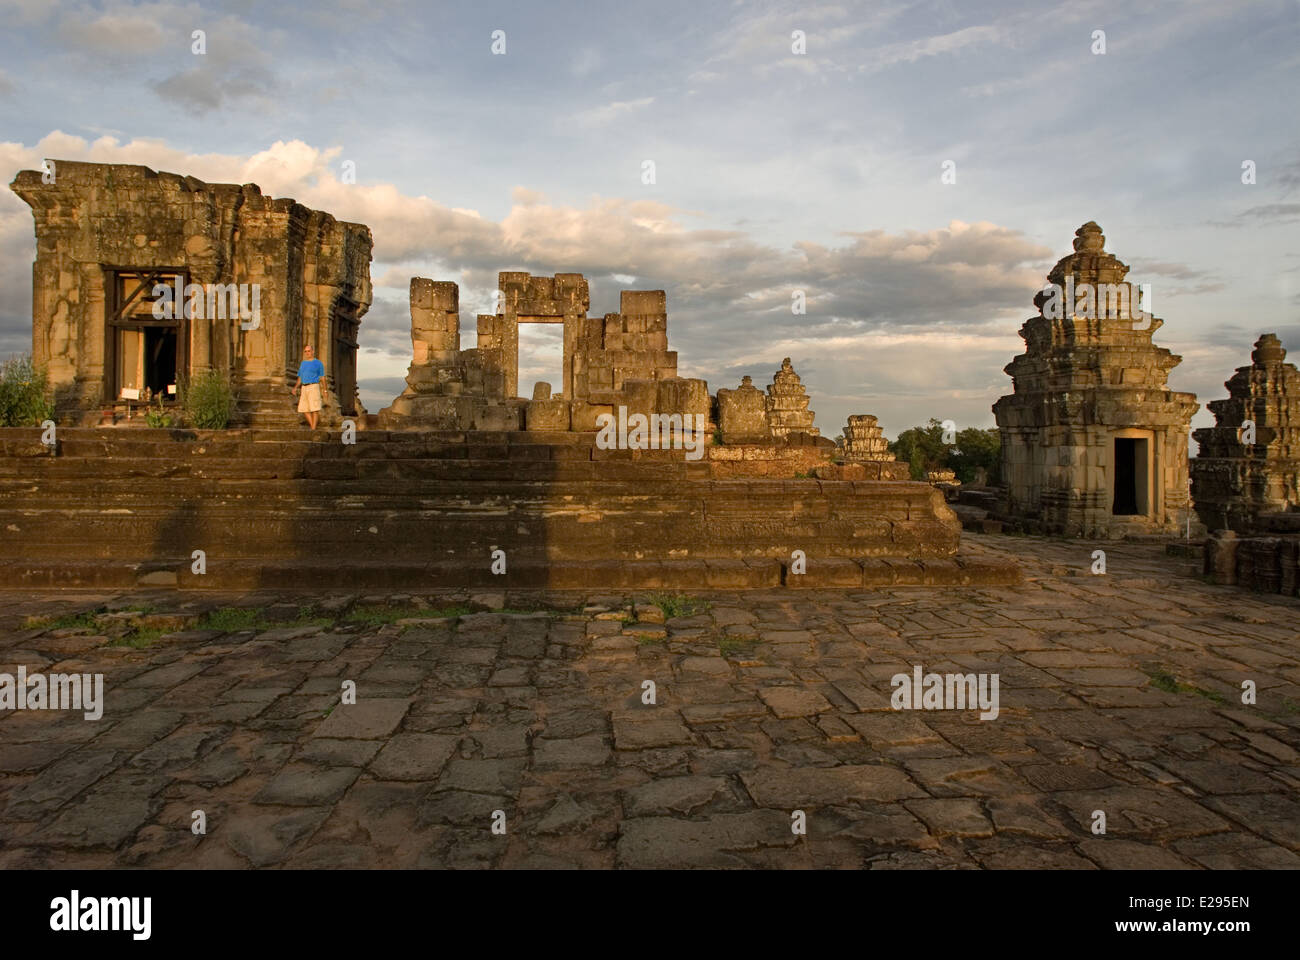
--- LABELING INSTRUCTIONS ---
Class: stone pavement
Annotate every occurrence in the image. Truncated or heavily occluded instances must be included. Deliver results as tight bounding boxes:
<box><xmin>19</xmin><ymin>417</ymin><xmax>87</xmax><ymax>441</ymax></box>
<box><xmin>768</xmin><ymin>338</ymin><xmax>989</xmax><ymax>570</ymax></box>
<box><xmin>1</xmin><ymin>533</ymin><xmax>1298</xmax><ymax>870</ymax></box>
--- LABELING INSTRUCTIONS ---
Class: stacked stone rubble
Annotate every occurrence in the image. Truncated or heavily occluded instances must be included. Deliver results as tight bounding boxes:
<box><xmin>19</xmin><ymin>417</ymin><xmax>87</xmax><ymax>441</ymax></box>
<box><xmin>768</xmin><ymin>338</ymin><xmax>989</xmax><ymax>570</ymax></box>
<box><xmin>992</xmin><ymin>222</ymin><xmax>1199</xmax><ymax>537</ymax></box>
<box><xmin>839</xmin><ymin>414</ymin><xmax>895</xmax><ymax>462</ymax></box>
<box><xmin>1191</xmin><ymin>334</ymin><xmax>1300</xmax><ymax>532</ymax></box>
<box><xmin>379</xmin><ymin>271</ymin><xmax>709</xmax><ymax>433</ymax></box>
<box><xmin>10</xmin><ymin>160</ymin><xmax>372</xmax><ymax>426</ymax></box>
<box><xmin>765</xmin><ymin>358</ymin><xmax>818</xmax><ymax>438</ymax></box>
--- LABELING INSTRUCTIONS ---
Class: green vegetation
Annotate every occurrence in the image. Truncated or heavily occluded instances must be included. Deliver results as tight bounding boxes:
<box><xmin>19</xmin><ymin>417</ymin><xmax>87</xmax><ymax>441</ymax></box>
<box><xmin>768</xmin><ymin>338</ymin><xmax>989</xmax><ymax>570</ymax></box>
<box><xmin>1143</xmin><ymin>666</ymin><xmax>1226</xmax><ymax>702</ymax></box>
<box><xmin>198</xmin><ymin>605</ymin><xmax>332</xmax><ymax>632</ymax></box>
<box><xmin>647</xmin><ymin>592</ymin><xmax>710</xmax><ymax>620</ymax></box>
<box><xmin>718</xmin><ymin>634</ymin><xmax>759</xmax><ymax>658</ymax></box>
<box><xmin>144</xmin><ymin>395</ymin><xmax>177</xmax><ymax>429</ymax></box>
<box><xmin>23</xmin><ymin>610</ymin><xmax>101</xmax><ymax>630</ymax></box>
<box><xmin>889</xmin><ymin>418</ymin><xmax>1001</xmax><ymax>484</ymax></box>
<box><xmin>0</xmin><ymin>354</ymin><xmax>54</xmax><ymax>427</ymax></box>
<box><xmin>344</xmin><ymin>603</ymin><xmax>470</xmax><ymax>626</ymax></box>
<box><xmin>107</xmin><ymin>628</ymin><xmax>166</xmax><ymax>649</ymax></box>
<box><xmin>180</xmin><ymin>368</ymin><xmax>236</xmax><ymax>429</ymax></box>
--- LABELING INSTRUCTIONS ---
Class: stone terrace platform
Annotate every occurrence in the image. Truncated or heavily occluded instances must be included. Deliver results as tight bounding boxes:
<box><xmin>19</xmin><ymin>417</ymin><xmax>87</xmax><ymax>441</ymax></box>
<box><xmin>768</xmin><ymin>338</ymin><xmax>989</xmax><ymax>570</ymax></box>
<box><xmin>0</xmin><ymin>428</ymin><xmax>1013</xmax><ymax>591</ymax></box>
<box><xmin>0</xmin><ymin>535</ymin><xmax>1297</xmax><ymax>869</ymax></box>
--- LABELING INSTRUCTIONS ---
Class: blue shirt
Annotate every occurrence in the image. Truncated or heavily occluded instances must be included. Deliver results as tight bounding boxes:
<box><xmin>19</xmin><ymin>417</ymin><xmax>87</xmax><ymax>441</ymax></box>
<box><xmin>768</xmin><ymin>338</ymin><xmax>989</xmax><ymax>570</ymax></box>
<box><xmin>298</xmin><ymin>358</ymin><xmax>324</xmax><ymax>384</ymax></box>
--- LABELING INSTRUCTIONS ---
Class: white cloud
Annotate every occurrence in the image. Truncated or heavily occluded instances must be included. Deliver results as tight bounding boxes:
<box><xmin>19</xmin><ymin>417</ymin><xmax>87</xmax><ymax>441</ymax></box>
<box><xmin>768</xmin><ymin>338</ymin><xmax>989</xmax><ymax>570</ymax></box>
<box><xmin>576</xmin><ymin>96</ymin><xmax>655</xmax><ymax>126</ymax></box>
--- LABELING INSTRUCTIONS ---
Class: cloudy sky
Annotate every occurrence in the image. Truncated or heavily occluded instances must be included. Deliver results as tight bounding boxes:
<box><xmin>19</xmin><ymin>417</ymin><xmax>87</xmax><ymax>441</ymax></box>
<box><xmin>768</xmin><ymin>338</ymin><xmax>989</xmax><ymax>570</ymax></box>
<box><xmin>1</xmin><ymin>0</ymin><xmax>1298</xmax><ymax>440</ymax></box>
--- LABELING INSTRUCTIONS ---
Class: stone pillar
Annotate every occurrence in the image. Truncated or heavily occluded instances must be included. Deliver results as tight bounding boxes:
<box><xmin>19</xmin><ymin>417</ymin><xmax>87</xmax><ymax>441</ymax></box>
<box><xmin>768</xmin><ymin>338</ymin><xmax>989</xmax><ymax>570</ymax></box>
<box><xmin>717</xmin><ymin>376</ymin><xmax>772</xmax><ymax>443</ymax></box>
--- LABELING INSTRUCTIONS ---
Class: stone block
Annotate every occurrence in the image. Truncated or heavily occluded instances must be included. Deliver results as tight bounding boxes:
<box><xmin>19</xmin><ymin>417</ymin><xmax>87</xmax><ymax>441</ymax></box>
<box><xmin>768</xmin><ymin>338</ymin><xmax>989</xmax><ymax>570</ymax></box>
<box><xmin>526</xmin><ymin>398</ymin><xmax>570</xmax><ymax>431</ymax></box>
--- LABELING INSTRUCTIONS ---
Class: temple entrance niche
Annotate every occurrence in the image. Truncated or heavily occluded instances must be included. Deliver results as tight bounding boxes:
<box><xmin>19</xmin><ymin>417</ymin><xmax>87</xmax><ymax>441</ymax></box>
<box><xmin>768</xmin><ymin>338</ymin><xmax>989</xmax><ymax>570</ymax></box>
<box><xmin>106</xmin><ymin>269</ymin><xmax>188</xmax><ymax>404</ymax></box>
<box><xmin>1112</xmin><ymin>429</ymin><xmax>1154</xmax><ymax>517</ymax></box>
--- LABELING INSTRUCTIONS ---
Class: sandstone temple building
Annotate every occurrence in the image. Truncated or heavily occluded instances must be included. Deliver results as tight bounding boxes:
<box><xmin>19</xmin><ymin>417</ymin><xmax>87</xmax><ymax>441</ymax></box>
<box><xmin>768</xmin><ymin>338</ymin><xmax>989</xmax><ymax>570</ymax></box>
<box><xmin>10</xmin><ymin>160</ymin><xmax>373</xmax><ymax>426</ymax></box>
<box><xmin>993</xmin><ymin>222</ymin><xmax>1199</xmax><ymax>538</ymax></box>
<box><xmin>2</xmin><ymin>157</ymin><xmax>1021</xmax><ymax>591</ymax></box>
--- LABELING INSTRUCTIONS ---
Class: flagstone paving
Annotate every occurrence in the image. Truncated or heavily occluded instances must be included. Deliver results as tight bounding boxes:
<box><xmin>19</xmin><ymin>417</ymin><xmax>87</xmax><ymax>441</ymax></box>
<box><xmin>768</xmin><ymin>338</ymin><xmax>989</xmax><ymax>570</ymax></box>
<box><xmin>1</xmin><ymin>534</ymin><xmax>1298</xmax><ymax>869</ymax></box>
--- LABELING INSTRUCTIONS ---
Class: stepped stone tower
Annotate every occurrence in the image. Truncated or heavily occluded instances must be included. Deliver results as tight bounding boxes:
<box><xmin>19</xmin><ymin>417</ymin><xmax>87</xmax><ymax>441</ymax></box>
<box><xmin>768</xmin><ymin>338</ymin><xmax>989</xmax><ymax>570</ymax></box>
<box><xmin>839</xmin><ymin>415</ymin><xmax>895</xmax><ymax>462</ymax></box>
<box><xmin>765</xmin><ymin>358</ymin><xmax>818</xmax><ymax>438</ymax></box>
<box><xmin>1191</xmin><ymin>334</ymin><xmax>1300</xmax><ymax>532</ymax></box>
<box><xmin>992</xmin><ymin>222</ymin><xmax>1199</xmax><ymax>537</ymax></box>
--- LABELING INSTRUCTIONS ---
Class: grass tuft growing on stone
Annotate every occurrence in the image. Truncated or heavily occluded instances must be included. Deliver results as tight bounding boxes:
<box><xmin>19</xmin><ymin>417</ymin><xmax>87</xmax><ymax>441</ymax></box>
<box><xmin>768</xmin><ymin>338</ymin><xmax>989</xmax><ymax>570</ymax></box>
<box><xmin>1144</xmin><ymin>666</ymin><xmax>1226</xmax><ymax>702</ymax></box>
<box><xmin>199</xmin><ymin>606</ymin><xmax>333</xmax><ymax>633</ymax></box>
<box><xmin>107</xmin><ymin>628</ymin><xmax>167</xmax><ymax>649</ymax></box>
<box><xmin>24</xmin><ymin>610</ymin><xmax>101</xmax><ymax>630</ymax></box>
<box><xmin>718</xmin><ymin>634</ymin><xmax>759</xmax><ymax>658</ymax></box>
<box><xmin>648</xmin><ymin>592</ymin><xmax>710</xmax><ymax>620</ymax></box>
<box><xmin>345</xmin><ymin>604</ymin><xmax>470</xmax><ymax>626</ymax></box>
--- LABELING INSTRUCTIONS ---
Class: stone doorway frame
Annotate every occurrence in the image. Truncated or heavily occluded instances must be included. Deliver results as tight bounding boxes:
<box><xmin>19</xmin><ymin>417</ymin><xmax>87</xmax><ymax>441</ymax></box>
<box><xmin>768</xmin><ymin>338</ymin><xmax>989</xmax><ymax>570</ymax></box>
<box><xmin>103</xmin><ymin>266</ymin><xmax>190</xmax><ymax>405</ymax></box>
<box><xmin>1111</xmin><ymin>427</ymin><xmax>1156</xmax><ymax>518</ymax></box>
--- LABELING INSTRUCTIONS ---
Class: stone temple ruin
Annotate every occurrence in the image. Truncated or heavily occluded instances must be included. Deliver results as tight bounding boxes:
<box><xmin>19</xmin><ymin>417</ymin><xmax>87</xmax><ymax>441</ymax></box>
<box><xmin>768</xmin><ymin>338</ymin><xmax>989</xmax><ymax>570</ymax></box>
<box><xmin>10</xmin><ymin>161</ymin><xmax>373</xmax><ymax>428</ymax></box>
<box><xmin>377</xmin><ymin>273</ymin><xmax>708</xmax><ymax>433</ymax></box>
<box><xmin>1195</xmin><ymin>334</ymin><xmax>1300</xmax><ymax>594</ymax></box>
<box><xmin>1</xmin><ymin>160</ymin><xmax>1020</xmax><ymax>592</ymax></box>
<box><xmin>993</xmin><ymin>222</ymin><xmax>1199</xmax><ymax>538</ymax></box>
<box><xmin>838</xmin><ymin>415</ymin><xmax>896</xmax><ymax>463</ymax></box>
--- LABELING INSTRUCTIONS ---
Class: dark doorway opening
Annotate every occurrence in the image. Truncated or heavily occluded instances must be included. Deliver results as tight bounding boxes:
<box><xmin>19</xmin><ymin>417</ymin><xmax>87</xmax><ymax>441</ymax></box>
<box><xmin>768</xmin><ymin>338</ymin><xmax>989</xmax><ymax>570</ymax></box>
<box><xmin>1113</xmin><ymin>437</ymin><xmax>1146</xmax><ymax>515</ymax></box>
<box><xmin>144</xmin><ymin>327</ymin><xmax>177</xmax><ymax>396</ymax></box>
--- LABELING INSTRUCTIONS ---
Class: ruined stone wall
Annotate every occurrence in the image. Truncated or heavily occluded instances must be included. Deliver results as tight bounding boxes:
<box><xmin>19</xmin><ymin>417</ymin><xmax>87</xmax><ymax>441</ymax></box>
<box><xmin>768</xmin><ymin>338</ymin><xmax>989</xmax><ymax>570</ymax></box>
<box><xmin>10</xmin><ymin>160</ymin><xmax>372</xmax><ymax>424</ymax></box>
<box><xmin>1192</xmin><ymin>334</ymin><xmax>1300</xmax><ymax>532</ymax></box>
<box><xmin>992</xmin><ymin>222</ymin><xmax>1198</xmax><ymax>537</ymax></box>
<box><xmin>379</xmin><ymin>272</ymin><xmax>708</xmax><ymax>433</ymax></box>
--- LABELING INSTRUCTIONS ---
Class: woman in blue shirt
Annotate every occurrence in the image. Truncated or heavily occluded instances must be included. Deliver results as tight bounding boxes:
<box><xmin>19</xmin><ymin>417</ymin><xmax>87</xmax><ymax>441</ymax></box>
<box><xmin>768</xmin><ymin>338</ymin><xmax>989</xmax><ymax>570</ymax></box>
<box><xmin>293</xmin><ymin>344</ymin><xmax>326</xmax><ymax>430</ymax></box>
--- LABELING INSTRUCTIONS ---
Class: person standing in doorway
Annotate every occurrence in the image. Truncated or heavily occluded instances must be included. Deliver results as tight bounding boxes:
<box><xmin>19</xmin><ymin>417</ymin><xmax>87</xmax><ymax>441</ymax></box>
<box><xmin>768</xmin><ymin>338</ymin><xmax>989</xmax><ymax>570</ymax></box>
<box><xmin>293</xmin><ymin>344</ymin><xmax>325</xmax><ymax>430</ymax></box>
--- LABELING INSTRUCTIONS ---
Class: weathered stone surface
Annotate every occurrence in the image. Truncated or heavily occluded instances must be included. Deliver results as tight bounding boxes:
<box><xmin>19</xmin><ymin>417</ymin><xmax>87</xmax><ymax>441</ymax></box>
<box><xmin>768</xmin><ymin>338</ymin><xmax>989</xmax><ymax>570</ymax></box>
<box><xmin>612</xmin><ymin>715</ymin><xmax>694</xmax><ymax>750</ymax></box>
<box><xmin>0</xmin><ymin>540</ymin><xmax>1295</xmax><ymax>872</ymax></box>
<box><xmin>757</xmin><ymin>686</ymin><xmax>834</xmax><ymax>718</ymax></box>
<box><xmin>740</xmin><ymin>765</ymin><xmax>924</xmax><ymax>806</ymax></box>
<box><xmin>369</xmin><ymin>733</ymin><xmax>459</xmax><ymax>781</ymax></box>
<box><xmin>533</xmin><ymin>735</ymin><xmax>611</xmax><ymax>770</ymax></box>
<box><xmin>616</xmin><ymin>811</ymin><xmax>796</xmax><ymax>868</ymax></box>
<box><xmin>622</xmin><ymin>776</ymin><xmax>732</xmax><ymax>817</ymax></box>
<box><xmin>906</xmin><ymin>798</ymin><xmax>995</xmax><ymax>838</ymax></box>
<box><xmin>313</xmin><ymin>699</ymin><xmax>411</xmax><ymax>740</ymax></box>
<box><xmin>227</xmin><ymin>808</ymin><xmax>332</xmax><ymax>867</ymax></box>
<box><xmin>254</xmin><ymin>764</ymin><xmax>362</xmax><ymax>806</ymax></box>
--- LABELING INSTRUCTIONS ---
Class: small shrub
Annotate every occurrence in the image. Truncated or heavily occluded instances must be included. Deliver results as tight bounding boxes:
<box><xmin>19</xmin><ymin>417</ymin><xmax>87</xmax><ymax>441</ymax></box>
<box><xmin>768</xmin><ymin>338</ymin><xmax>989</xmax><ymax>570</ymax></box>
<box><xmin>0</xmin><ymin>354</ymin><xmax>54</xmax><ymax>427</ymax></box>
<box><xmin>180</xmin><ymin>369</ymin><xmax>236</xmax><ymax>429</ymax></box>
<box><xmin>144</xmin><ymin>395</ymin><xmax>176</xmax><ymax>428</ymax></box>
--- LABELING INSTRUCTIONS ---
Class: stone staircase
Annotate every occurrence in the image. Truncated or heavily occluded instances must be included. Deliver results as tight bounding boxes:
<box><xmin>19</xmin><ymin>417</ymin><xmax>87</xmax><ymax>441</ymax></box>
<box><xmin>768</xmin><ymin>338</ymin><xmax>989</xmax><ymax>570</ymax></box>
<box><xmin>0</xmin><ymin>427</ymin><xmax>1018</xmax><ymax>590</ymax></box>
<box><xmin>233</xmin><ymin>379</ymin><xmax>354</xmax><ymax>429</ymax></box>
